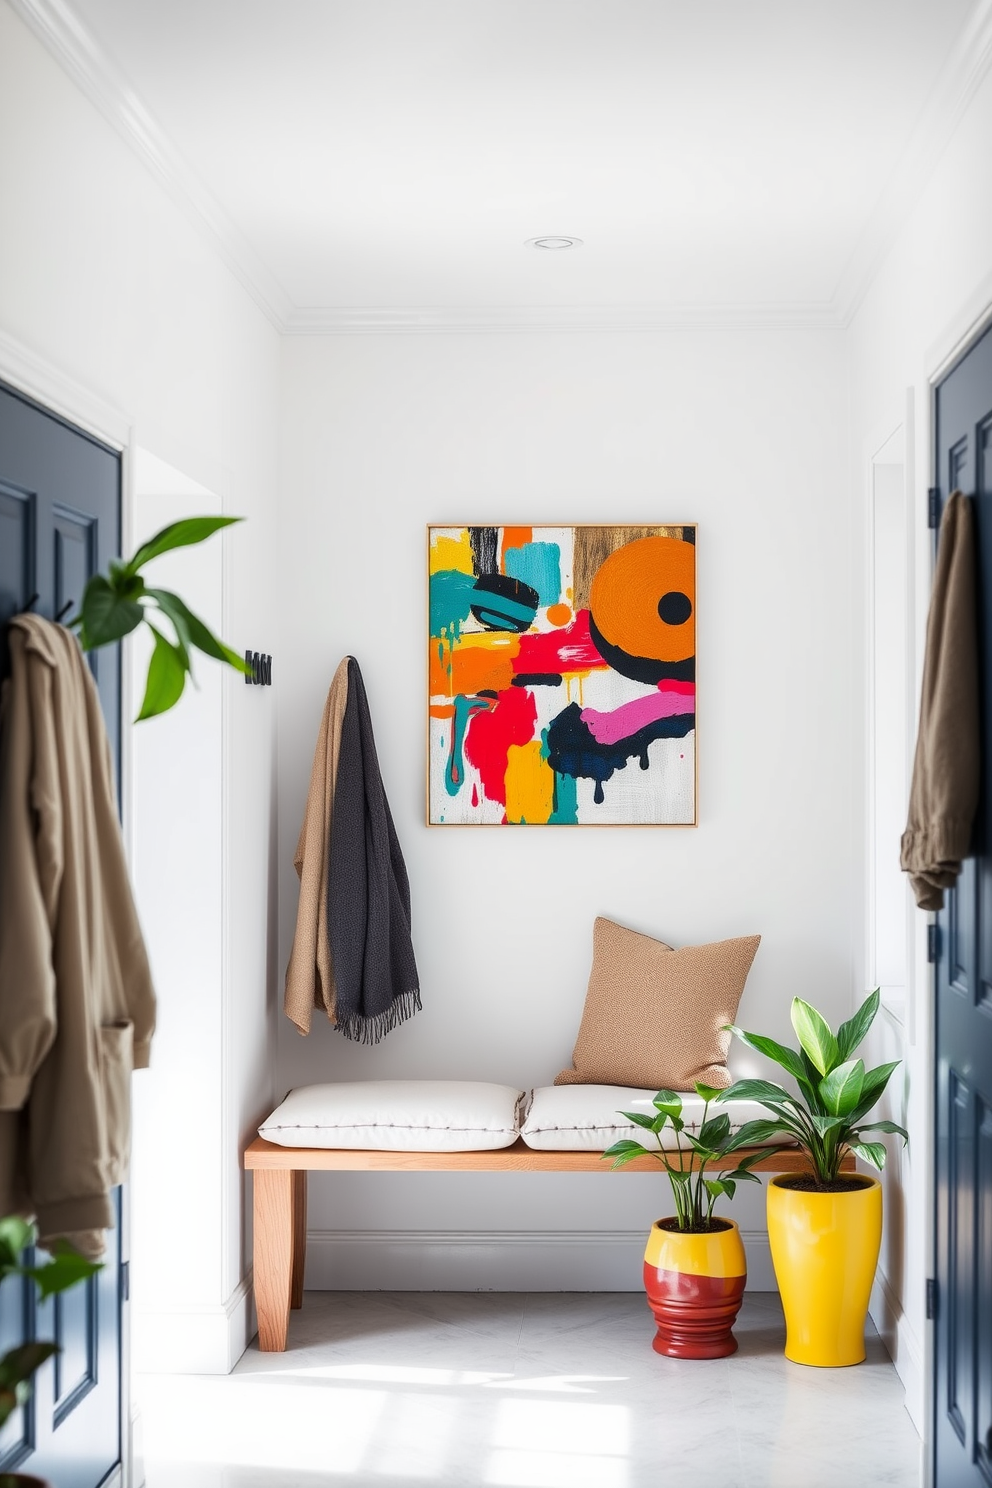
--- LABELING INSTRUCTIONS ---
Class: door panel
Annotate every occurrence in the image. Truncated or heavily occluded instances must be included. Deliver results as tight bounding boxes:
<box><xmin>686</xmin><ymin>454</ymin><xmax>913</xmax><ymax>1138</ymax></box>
<box><xmin>0</xmin><ymin>380</ymin><xmax>121</xmax><ymax>771</ymax></box>
<box><xmin>934</xmin><ymin>321</ymin><xmax>992</xmax><ymax>1486</ymax></box>
<box><xmin>0</xmin><ymin>381</ymin><xmax>124</xmax><ymax>1488</ymax></box>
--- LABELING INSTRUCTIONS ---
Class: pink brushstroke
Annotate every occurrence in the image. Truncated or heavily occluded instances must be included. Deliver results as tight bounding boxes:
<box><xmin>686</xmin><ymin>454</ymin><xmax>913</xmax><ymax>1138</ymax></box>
<box><xmin>581</xmin><ymin>685</ymin><xmax>696</xmax><ymax>745</ymax></box>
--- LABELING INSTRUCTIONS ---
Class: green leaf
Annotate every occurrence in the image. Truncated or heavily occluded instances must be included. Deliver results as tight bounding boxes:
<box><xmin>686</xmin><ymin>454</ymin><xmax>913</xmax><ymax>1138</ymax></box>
<box><xmin>23</xmin><ymin>1242</ymin><xmax>101</xmax><ymax>1300</ymax></box>
<box><xmin>791</xmin><ymin>998</ymin><xmax>840</xmax><ymax>1076</ymax></box>
<box><xmin>722</xmin><ymin>1026</ymin><xmax>809</xmax><ymax>1084</ymax></box>
<box><xmin>127</xmin><ymin>516</ymin><xmax>243</xmax><ymax>575</ymax></box>
<box><xmin>0</xmin><ymin>1341</ymin><xmax>57</xmax><ymax>1390</ymax></box>
<box><xmin>724</xmin><ymin>1155</ymin><xmax>769</xmax><ymax>1178</ymax></box>
<box><xmin>818</xmin><ymin>1059</ymin><xmax>865</xmax><ymax>1118</ymax></box>
<box><xmin>854</xmin><ymin>1120</ymin><xmax>908</xmax><ymax>1143</ymax></box>
<box><xmin>652</xmin><ymin>1090</ymin><xmax>683</xmax><ymax>1118</ymax></box>
<box><xmin>836</xmin><ymin>988</ymin><xmax>880</xmax><ymax>1062</ymax></box>
<box><xmin>144</xmin><ymin>589</ymin><xmax>250</xmax><ymax>675</ymax></box>
<box><xmin>0</xmin><ymin>1217</ymin><xmax>33</xmax><ymax>1275</ymax></box>
<box><xmin>704</xmin><ymin>1178</ymin><xmax>729</xmax><ymax>1199</ymax></box>
<box><xmin>618</xmin><ymin>1110</ymin><xmax>658</xmax><ymax>1133</ymax></box>
<box><xmin>694</xmin><ymin>1083</ymin><xmax>725</xmax><ymax>1103</ymax></box>
<box><xmin>850</xmin><ymin>1141</ymin><xmax>887</xmax><ymax>1171</ymax></box>
<box><xmin>810</xmin><ymin>1114</ymin><xmax>846</xmax><ymax>1135</ymax></box>
<box><xmin>717</xmin><ymin>1078</ymin><xmax>793</xmax><ymax>1107</ymax></box>
<box><xmin>698</xmin><ymin>1113</ymin><xmax>731</xmax><ymax>1148</ymax></box>
<box><xmin>136</xmin><ymin>627</ymin><xmax>188</xmax><ymax>721</ymax></box>
<box><xmin>669</xmin><ymin>1168</ymin><xmax>693</xmax><ymax>1184</ymax></box>
<box><xmin>603</xmin><ymin>1139</ymin><xmax>654</xmax><ymax>1169</ymax></box>
<box><xmin>78</xmin><ymin>574</ymin><xmax>144</xmax><ymax>650</ymax></box>
<box><xmin>723</xmin><ymin>1120</ymin><xmax>791</xmax><ymax>1151</ymax></box>
<box><xmin>848</xmin><ymin>1061</ymin><xmax>901</xmax><ymax>1123</ymax></box>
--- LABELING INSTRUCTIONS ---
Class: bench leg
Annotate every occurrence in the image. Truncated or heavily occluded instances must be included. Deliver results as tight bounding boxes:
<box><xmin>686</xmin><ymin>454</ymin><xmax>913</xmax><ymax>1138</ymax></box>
<box><xmin>253</xmin><ymin>1169</ymin><xmax>295</xmax><ymax>1351</ymax></box>
<box><xmin>291</xmin><ymin>1169</ymin><xmax>307</xmax><ymax>1309</ymax></box>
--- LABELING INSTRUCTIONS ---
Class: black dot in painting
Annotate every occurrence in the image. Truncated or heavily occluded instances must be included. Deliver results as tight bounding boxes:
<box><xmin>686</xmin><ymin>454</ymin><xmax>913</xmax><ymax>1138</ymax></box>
<box><xmin>658</xmin><ymin>591</ymin><xmax>692</xmax><ymax>625</ymax></box>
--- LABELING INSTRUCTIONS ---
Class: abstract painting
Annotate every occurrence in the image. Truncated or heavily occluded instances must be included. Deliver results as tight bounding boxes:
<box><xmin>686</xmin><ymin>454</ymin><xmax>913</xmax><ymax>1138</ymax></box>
<box><xmin>428</xmin><ymin>525</ymin><xmax>696</xmax><ymax>825</ymax></box>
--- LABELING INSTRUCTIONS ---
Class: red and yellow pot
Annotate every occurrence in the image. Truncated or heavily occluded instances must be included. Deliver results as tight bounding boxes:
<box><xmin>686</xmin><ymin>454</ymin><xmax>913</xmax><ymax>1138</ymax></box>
<box><xmin>643</xmin><ymin>1218</ymin><xmax>747</xmax><ymax>1359</ymax></box>
<box><xmin>767</xmin><ymin>1174</ymin><xmax>882</xmax><ymax>1367</ymax></box>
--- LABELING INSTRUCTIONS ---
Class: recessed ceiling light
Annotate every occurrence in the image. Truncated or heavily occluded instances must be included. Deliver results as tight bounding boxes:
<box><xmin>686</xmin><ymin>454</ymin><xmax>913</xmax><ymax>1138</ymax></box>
<box><xmin>525</xmin><ymin>236</ymin><xmax>584</xmax><ymax>251</ymax></box>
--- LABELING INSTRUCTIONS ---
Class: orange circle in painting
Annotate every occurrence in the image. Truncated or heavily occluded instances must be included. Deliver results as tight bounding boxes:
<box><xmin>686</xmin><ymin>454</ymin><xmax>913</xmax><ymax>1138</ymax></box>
<box><xmin>546</xmin><ymin>603</ymin><xmax>572</xmax><ymax>627</ymax></box>
<box><xmin>589</xmin><ymin>536</ymin><xmax>695</xmax><ymax>663</ymax></box>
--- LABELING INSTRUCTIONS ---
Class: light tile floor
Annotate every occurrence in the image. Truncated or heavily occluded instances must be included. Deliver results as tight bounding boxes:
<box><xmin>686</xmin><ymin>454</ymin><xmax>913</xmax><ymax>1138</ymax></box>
<box><xmin>138</xmin><ymin>1291</ymin><xmax>922</xmax><ymax>1488</ymax></box>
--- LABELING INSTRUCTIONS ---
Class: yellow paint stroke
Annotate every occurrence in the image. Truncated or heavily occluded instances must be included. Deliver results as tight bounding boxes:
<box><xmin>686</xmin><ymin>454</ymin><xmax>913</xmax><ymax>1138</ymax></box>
<box><xmin>505</xmin><ymin>740</ymin><xmax>555</xmax><ymax>825</ymax></box>
<box><xmin>430</xmin><ymin>529</ymin><xmax>474</xmax><ymax>576</ymax></box>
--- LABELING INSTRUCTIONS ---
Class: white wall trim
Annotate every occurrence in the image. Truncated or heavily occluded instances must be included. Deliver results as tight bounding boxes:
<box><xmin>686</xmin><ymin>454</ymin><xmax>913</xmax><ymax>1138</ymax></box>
<box><xmin>303</xmin><ymin>1228</ymin><xmax>776</xmax><ymax>1294</ymax></box>
<box><xmin>925</xmin><ymin>270</ymin><xmax>992</xmax><ymax>384</ymax></box>
<box><xmin>132</xmin><ymin>1272</ymin><xmax>254</xmax><ymax>1376</ymax></box>
<box><xmin>282</xmin><ymin>302</ymin><xmax>846</xmax><ymax>336</ymax></box>
<box><xmin>834</xmin><ymin>0</ymin><xmax>992</xmax><ymax>328</ymax></box>
<box><xmin>6</xmin><ymin>0</ymin><xmax>292</xmax><ymax>333</ymax></box>
<box><xmin>0</xmin><ymin>325</ymin><xmax>131</xmax><ymax>448</ymax></box>
<box><xmin>870</xmin><ymin>1265</ymin><xmax>926</xmax><ymax>1436</ymax></box>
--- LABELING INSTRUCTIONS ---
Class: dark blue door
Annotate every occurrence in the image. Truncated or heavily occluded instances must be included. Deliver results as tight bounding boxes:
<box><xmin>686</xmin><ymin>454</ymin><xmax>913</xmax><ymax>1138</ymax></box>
<box><xmin>0</xmin><ymin>380</ymin><xmax>124</xmax><ymax>1487</ymax></box>
<box><xmin>933</xmin><ymin>323</ymin><xmax>992</xmax><ymax>1487</ymax></box>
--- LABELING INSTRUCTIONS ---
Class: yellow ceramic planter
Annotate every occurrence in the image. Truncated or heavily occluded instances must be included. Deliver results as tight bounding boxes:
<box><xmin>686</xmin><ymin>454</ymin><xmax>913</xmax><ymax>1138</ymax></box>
<box><xmin>767</xmin><ymin>1174</ymin><xmax>882</xmax><ymax>1367</ymax></box>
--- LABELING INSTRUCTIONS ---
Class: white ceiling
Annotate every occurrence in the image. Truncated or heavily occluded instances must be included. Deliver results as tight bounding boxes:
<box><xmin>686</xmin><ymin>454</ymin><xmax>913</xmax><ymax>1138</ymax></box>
<box><xmin>12</xmin><ymin>0</ymin><xmax>992</xmax><ymax>331</ymax></box>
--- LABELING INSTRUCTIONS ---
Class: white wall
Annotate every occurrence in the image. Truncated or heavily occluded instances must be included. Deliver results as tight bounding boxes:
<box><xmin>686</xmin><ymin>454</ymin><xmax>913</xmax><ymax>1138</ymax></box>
<box><xmin>0</xmin><ymin>2</ymin><xmax>280</xmax><ymax>1376</ymax></box>
<box><xmin>277</xmin><ymin>326</ymin><xmax>854</xmax><ymax>1289</ymax></box>
<box><xmin>849</xmin><ymin>58</ymin><xmax>992</xmax><ymax>1438</ymax></box>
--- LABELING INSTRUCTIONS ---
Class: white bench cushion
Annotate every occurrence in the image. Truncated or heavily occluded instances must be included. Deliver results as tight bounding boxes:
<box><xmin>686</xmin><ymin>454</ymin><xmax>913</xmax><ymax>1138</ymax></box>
<box><xmin>520</xmin><ymin>1084</ymin><xmax>786</xmax><ymax>1152</ymax></box>
<box><xmin>259</xmin><ymin>1080</ymin><xmax>526</xmax><ymax>1152</ymax></box>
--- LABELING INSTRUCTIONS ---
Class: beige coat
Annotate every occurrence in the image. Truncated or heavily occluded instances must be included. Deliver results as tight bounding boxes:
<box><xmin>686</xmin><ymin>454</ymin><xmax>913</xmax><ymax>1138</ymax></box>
<box><xmin>283</xmin><ymin>659</ymin><xmax>349</xmax><ymax>1033</ymax></box>
<box><xmin>0</xmin><ymin>616</ymin><xmax>155</xmax><ymax>1257</ymax></box>
<box><xmin>901</xmin><ymin>490</ymin><xmax>980</xmax><ymax>910</ymax></box>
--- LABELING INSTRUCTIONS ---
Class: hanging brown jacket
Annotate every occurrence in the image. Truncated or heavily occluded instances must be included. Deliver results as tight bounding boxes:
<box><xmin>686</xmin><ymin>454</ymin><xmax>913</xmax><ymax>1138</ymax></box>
<box><xmin>283</xmin><ymin>657</ymin><xmax>349</xmax><ymax>1033</ymax></box>
<box><xmin>0</xmin><ymin>615</ymin><xmax>155</xmax><ymax>1257</ymax></box>
<box><xmin>900</xmin><ymin>490</ymin><xmax>980</xmax><ymax>910</ymax></box>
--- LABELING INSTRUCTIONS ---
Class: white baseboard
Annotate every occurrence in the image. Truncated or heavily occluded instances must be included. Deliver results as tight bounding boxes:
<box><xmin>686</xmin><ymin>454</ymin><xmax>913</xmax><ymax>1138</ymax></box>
<box><xmin>132</xmin><ymin>1272</ymin><xmax>255</xmax><ymax>1375</ymax></box>
<box><xmin>870</xmin><ymin>1267</ymin><xmax>926</xmax><ymax>1436</ymax></box>
<box><xmin>302</xmin><ymin>1228</ymin><xmax>776</xmax><ymax>1293</ymax></box>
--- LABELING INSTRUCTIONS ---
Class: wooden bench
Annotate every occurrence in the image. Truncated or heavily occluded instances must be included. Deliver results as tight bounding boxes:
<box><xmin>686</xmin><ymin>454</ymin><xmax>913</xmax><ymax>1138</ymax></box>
<box><xmin>245</xmin><ymin>1136</ymin><xmax>849</xmax><ymax>1351</ymax></box>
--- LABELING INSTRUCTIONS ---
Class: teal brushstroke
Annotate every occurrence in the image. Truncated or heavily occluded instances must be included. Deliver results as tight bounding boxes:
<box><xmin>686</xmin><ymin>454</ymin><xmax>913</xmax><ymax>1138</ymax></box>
<box><xmin>549</xmin><ymin>769</ymin><xmax>578</xmax><ymax>825</ymax></box>
<box><xmin>473</xmin><ymin>595</ymin><xmax>536</xmax><ymax>628</ymax></box>
<box><xmin>505</xmin><ymin>542</ymin><xmax>561</xmax><ymax>607</ymax></box>
<box><xmin>430</xmin><ymin>570</ymin><xmax>476</xmax><ymax>642</ymax></box>
<box><xmin>541</xmin><ymin>728</ymin><xmax>578</xmax><ymax>823</ymax></box>
<box><xmin>446</xmin><ymin>693</ymin><xmax>490</xmax><ymax>797</ymax></box>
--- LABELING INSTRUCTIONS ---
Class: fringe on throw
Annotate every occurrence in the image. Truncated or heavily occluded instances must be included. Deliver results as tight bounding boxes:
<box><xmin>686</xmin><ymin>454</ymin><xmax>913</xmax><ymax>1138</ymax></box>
<box><xmin>334</xmin><ymin>989</ymin><xmax>423</xmax><ymax>1046</ymax></box>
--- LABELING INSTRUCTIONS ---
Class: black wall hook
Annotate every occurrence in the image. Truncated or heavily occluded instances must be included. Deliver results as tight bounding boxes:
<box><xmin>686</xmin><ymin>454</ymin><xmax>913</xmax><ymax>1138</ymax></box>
<box><xmin>244</xmin><ymin>650</ymin><xmax>272</xmax><ymax>686</ymax></box>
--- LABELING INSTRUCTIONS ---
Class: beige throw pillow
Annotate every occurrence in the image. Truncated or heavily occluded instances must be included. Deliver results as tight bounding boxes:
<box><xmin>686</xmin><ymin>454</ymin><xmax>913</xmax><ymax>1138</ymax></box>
<box><xmin>555</xmin><ymin>918</ymin><xmax>761</xmax><ymax>1091</ymax></box>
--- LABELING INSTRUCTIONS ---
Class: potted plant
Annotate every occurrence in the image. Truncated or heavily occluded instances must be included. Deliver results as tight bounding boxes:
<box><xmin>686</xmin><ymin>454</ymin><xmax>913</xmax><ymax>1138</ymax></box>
<box><xmin>603</xmin><ymin>1085</ymin><xmax>788</xmax><ymax>1358</ymax></box>
<box><xmin>716</xmin><ymin>986</ymin><xmax>908</xmax><ymax>1367</ymax></box>
<box><xmin>0</xmin><ymin>1217</ymin><xmax>100</xmax><ymax>1488</ymax></box>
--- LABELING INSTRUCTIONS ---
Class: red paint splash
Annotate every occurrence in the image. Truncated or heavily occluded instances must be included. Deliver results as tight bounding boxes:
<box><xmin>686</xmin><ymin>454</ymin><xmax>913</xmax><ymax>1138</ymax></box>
<box><xmin>465</xmin><ymin>687</ymin><xmax>537</xmax><ymax>806</ymax></box>
<box><xmin>512</xmin><ymin>609</ymin><xmax>606</xmax><ymax>675</ymax></box>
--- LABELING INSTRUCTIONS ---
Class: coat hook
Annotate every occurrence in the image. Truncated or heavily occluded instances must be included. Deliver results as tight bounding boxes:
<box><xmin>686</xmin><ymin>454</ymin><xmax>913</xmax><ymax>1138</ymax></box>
<box><xmin>244</xmin><ymin>649</ymin><xmax>273</xmax><ymax>686</ymax></box>
<box><xmin>19</xmin><ymin>593</ymin><xmax>39</xmax><ymax>615</ymax></box>
<box><xmin>55</xmin><ymin>599</ymin><xmax>74</xmax><ymax>623</ymax></box>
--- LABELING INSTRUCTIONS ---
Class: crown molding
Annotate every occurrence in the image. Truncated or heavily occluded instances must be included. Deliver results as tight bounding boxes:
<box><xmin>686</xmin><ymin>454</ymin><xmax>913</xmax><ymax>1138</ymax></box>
<box><xmin>833</xmin><ymin>0</ymin><xmax>992</xmax><ymax>326</ymax></box>
<box><xmin>282</xmin><ymin>300</ymin><xmax>847</xmax><ymax>335</ymax></box>
<box><xmin>7</xmin><ymin>0</ymin><xmax>293</xmax><ymax>332</ymax></box>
